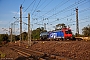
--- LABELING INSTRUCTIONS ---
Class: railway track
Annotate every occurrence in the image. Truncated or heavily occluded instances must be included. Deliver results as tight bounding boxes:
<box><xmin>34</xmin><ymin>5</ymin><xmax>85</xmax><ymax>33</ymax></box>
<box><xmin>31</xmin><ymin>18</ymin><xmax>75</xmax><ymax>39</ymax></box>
<box><xmin>10</xmin><ymin>45</ymin><xmax>71</xmax><ymax>60</ymax></box>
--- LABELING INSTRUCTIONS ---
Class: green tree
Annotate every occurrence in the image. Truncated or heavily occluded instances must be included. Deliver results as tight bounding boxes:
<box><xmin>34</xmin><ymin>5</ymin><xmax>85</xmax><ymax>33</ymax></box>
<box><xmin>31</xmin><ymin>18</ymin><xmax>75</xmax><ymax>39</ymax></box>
<box><xmin>31</xmin><ymin>27</ymin><xmax>47</xmax><ymax>40</ymax></box>
<box><xmin>0</xmin><ymin>34</ymin><xmax>9</xmax><ymax>43</ymax></box>
<box><xmin>32</xmin><ymin>28</ymin><xmax>41</xmax><ymax>39</ymax></box>
<box><xmin>21</xmin><ymin>32</ymin><xmax>28</xmax><ymax>40</ymax></box>
<box><xmin>82</xmin><ymin>25</ymin><xmax>90</xmax><ymax>37</ymax></box>
<box><xmin>15</xmin><ymin>35</ymin><xmax>20</xmax><ymax>41</ymax></box>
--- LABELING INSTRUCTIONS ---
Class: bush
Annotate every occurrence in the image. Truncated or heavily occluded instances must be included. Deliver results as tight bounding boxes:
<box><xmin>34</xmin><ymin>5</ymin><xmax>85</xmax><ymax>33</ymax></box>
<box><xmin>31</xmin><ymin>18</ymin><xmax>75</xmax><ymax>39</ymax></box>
<box><xmin>0</xmin><ymin>34</ymin><xmax>9</xmax><ymax>44</ymax></box>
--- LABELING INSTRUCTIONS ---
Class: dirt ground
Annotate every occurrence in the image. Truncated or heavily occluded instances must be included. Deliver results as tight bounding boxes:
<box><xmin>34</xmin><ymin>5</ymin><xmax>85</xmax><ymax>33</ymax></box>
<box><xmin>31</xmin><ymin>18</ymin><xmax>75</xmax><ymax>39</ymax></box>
<box><xmin>0</xmin><ymin>41</ymin><xmax>90</xmax><ymax>60</ymax></box>
<box><xmin>30</xmin><ymin>41</ymin><xmax>90</xmax><ymax>60</ymax></box>
<box><xmin>0</xmin><ymin>45</ymin><xmax>19</xmax><ymax>60</ymax></box>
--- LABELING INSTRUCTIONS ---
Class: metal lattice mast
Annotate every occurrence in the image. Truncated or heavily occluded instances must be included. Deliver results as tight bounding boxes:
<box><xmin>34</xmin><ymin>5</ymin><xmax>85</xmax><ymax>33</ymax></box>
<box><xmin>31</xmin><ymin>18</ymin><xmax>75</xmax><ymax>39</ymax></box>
<box><xmin>10</xmin><ymin>23</ymin><xmax>13</xmax><ymax>42</ymax></box>
<box><xmin>28</xmin><ymin>13</ymin><xmax>31</xmax><ymax>46</ymax></box>
<box><xmin>20</xmin><ymin>5</ymin><xmax>22</xmax><ymax>42</ymax></box>
<box><xmin>76</xmin><ymin>8</ymin><xmax>79</xmax><ymax>36</ymax></box>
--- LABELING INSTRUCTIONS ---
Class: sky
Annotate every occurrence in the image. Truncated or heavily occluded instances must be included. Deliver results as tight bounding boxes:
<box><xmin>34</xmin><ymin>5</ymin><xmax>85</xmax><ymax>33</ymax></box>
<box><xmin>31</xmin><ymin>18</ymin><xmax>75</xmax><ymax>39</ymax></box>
<box><xmin>0</xmin><ymin>0</ymin><xmax>90</xmax><ymax>35</ymax></box>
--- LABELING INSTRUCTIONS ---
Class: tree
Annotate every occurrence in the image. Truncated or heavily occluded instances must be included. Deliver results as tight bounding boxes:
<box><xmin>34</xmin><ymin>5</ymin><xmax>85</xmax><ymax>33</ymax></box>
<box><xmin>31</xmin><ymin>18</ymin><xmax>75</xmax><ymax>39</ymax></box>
<box><xmin>21</xmin><ymin>32</ymin><xmax>28</xmax><ymax>40</ymax></box>
<box><xmin>55</xmin><ymin>23</ymin><xmax>67</xmax><ymax>30</ymax></box>
<box><xmin>15</xmin><ymin>35</ymin><xmax>20</xmax><ymax>41</ymax></box>
<box><xmin>31</xmin><ymin>27</ymin><xmax>47</xmax><ymax>40</ymax></box>
<box><xmin>0</xmin><ymin>34</ymin><xmax>9</xmax><ymax>44</ymax></box>
<box><xmin>82</xmin><ymin>25</ymin><xmax>90</xmax><ymax>37</ymax></box>
<box><xmin>32</xmin><ymin>28</ymin><xmax>41</xmax><ymax>39</ymax></box>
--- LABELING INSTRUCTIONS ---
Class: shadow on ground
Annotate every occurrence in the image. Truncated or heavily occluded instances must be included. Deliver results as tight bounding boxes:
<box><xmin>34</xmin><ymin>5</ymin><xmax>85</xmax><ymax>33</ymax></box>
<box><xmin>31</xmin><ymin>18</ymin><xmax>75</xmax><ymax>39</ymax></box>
<box><xmin>15</xmin><ymin>56</ymin><xmax>28</xmax><ymax>60</ymax></box>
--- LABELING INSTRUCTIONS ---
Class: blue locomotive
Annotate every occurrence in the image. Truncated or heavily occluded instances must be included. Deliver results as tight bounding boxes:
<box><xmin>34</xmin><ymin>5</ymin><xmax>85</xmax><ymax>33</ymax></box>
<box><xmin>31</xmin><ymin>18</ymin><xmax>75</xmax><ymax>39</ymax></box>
<box><xmin>48</xmin><ymin>30</ymin><xmax>64</xmax><ymax>40</ymax></box>
<box><xmin>40</xmin><ymin>28</ymin><xmax>73</xmax><ymax>40</ymax></box>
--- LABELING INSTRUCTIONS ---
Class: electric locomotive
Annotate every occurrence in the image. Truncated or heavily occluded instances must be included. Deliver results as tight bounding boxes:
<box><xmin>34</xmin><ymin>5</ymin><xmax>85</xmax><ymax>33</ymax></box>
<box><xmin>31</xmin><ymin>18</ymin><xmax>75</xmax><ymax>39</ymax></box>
<box><xmin>40</xmin><ymin>28</ymin><xmax>73</xmax><ymax>40</ymax></box>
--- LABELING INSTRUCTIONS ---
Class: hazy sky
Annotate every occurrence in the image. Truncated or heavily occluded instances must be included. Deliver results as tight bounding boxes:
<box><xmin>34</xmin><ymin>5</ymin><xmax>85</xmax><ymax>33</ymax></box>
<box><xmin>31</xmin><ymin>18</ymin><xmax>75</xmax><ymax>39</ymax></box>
<box><xmin>0</xmin><ymin>0</ymin><xmax>90</xmax><ymax>34</ymax></box>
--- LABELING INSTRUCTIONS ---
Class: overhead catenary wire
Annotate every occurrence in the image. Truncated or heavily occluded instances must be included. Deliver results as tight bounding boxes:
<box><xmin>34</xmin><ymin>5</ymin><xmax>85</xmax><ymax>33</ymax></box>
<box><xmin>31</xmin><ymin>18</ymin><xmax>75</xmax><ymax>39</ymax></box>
<box><xmin>40</xmin><ymin>0</ymin><xmax>70</xmax><ymax>18</ymax></box>
<box><xmin>22</xmin><ymin>0</ymin><xmax>26</xmax><ymax>5</ymax></box>
<box><xmin>68</xmin><ymin>16</ymin><xmax>90</xmax><ymax>25</ymax></box>
<box><xmin>31</xmin><ymin>0</ymin><xmax>41</xmax><ymax>16</ymax></box>
<box><xmin>4</xmin><ymin>0</ymin><xmax>26</xmax><ymax>29</ymax></box>
<box><xmin>40</xmin><ymin>0</ymin><xmax>54</xmax><ymax>11</ymax></box>
<box><xmin>33</xmin><ymin>0</ymin><xmax>70</xmax><ymax>20</ymax></box>
<box><xmin>30</xmin><ymin>0</ymin><xmax>36</xmax><ymax>13</ymax></box>
<box><xmin>47</xmin><ymin>17</ymin><xmax>90</xmax><ymax>31</ymax></box>
<box><xmin>68</xmin><ymin>16</ymin><xmax>90</xmax><ymax>23</ymax></box>
<box><xmin>31</xmin><ymin>0</ymin><xmax>55</xmax><ymax>23</ymax></box>
<box><xmin>48</xmin><ymin>7</ymin><xmax>90</xmax><ymax>24</ymax></box>
<box><xmin>4</xmin><ymin>0</ymin><xmax>89</xmax><ymax>33</ymax></box>
<box><xmin>23</xmin><ymin>0</ymin><xmax>90</xmax><ymax>33</ymax></box>
<box><xmin>47</xmin><ymin>0</ymin><xmax>87</xmax><ymax>19</ymax></box>
<box><xmin>23</xmin><ymin>0</ymin><xmax>36</xmax><ymax>13</ymax></box>
<box><xmin>37</xmin><ymin>0</ymin><xmax>47</xmax><ymax>9</ymax></box>
<box><xmin>33</xmin><ymin>0</ymin><xmax>71</xmax><ymax>24</ymax></box>
<box><xmin>36</xmin><ymin>7</ymin><xmax>90</xmax><ymax>29</ymax></box>
<box><xmin>34</xmin><ymin>0</ymin><xmax>88</xmax><ymax>25</ymax></box>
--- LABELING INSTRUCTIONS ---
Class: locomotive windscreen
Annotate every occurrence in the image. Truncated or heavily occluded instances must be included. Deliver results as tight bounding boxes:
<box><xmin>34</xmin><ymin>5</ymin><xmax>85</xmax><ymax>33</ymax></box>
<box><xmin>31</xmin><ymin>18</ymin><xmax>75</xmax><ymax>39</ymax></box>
<box><xmin>65</xmin><ymin>30</ymin><xmax>72</xmax><ymax>34</ymax></box>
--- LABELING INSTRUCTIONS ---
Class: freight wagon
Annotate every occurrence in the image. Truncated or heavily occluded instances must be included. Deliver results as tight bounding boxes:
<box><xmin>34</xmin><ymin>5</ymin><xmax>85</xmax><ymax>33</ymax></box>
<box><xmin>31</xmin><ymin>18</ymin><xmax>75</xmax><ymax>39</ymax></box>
<box><xmin>40</xmin><ymin>32</ymin><xmax>49</xmax><ymax>40</ymax></box>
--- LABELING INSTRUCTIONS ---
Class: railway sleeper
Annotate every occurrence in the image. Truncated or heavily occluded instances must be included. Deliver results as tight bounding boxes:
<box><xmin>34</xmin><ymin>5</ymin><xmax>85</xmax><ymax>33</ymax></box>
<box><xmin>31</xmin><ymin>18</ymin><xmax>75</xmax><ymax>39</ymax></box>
<box><xmin>10</xmin><ymin>47</ymin><xmax>31</xmax><ymax>57</ymax></box>
<box><xmin>11</xmin><ymin>47</ymin><xmax>71</xmax><ymax>60</ymax></box>
<box><xmin>41</xmin><ymin>54</ymin><xmax>71</xmax><ymax>60</ymax></box>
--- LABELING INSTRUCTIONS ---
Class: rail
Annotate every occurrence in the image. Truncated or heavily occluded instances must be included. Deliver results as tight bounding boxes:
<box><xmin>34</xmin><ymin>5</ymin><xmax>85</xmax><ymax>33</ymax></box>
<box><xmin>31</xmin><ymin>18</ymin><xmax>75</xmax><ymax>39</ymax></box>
<box><xmin>10</xmin><ymin>45</ymin><xmax>71</xmax><ymax>60</ymax></box>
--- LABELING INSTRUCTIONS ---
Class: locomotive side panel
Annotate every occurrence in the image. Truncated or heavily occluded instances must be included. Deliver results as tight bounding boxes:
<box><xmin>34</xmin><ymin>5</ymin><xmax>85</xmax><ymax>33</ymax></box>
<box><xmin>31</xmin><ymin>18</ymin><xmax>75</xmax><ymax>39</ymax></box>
<box><xmin>48</xmin><ymin>31</ymin><xmax>64</xmax><ymax>40</ymax></box>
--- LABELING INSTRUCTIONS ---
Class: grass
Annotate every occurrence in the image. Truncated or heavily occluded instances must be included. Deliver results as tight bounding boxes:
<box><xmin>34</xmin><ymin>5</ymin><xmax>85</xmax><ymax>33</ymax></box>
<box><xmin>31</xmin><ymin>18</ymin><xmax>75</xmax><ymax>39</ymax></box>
<box><xmin>0</xmin><ymin>51</ymin><xmax>6</xmax><ymax>58</ymax></box>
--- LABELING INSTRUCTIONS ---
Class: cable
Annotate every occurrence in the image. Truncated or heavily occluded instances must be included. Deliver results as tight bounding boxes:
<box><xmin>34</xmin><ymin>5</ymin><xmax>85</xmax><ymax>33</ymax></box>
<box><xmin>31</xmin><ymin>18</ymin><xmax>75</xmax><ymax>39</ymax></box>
<box><xmin>34</xmin><ymin>0</ymin><xmax>87</xmax><ymax>24</ymax></box>
<box><xmin>32</xmin><ymin>0</ymin><xmax>71</xmax><ymax>24</ymax></box>
<box><xmin>4</xmin><ymin>0</ymin><xmax>26</xmax><ymax>27</ymax></box>
<box><xmin>23</xmin><ymin>0</ymin><xmax>36</xmax><ymax>13</ymax></box>
<box><xmin>38</xmin><ymin>0</ymin><xmax>47</xmax><ymax>9</ymax></box>
<box><xmin>49</xmin><ymin>7</ymin><xmax>90</xmax><ymax>24</ymax></box>
<box><xmin>41</xmin><ymin>0</ymin><xmax>70</xmax><ymax>17</ymax></box>
<box><xmin>40</xmin><ymin>0</ymin><xmax>54</xmax><ymax>11</ymax></box>
<box><xmin>31</xmin><ymin>0</ymin><xmax>41</xmax><ymax>16</ymax></box>
<box><xmin>47</xmin><ymin>0</ymin><xmax>87</xmax><ymax>19</ymax></box>
<box><xmin>33</xmin><ymin>0</ymin><xmax>90</xmax><ymax>31</ymax></box>
<box><xmin>34</xmin><ymin>0</ymin><xmax>70</xmax><ymax>19</ymax></box>
<box><xmin>30</xmin><ymin>0</ymin><xmax>36</xmax><ymax>12</ymax></box>
<box><xmin>68</xmin><ymin>16</ymin><xmax>90</xmax><ymax>24</ymax></box>
<box><xmin>22</xmin><ymin>0</ymin><xmax>25</xmax><ymax>5</ymax></box>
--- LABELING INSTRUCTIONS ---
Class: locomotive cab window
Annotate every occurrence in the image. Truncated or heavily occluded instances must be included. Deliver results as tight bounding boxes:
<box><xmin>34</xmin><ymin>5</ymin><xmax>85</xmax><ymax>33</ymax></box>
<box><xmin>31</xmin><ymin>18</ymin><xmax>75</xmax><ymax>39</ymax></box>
<box><xmin>65</xmin><ymin>30</ymin><xmax>72</xmax><ymax>34</ymax></box>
